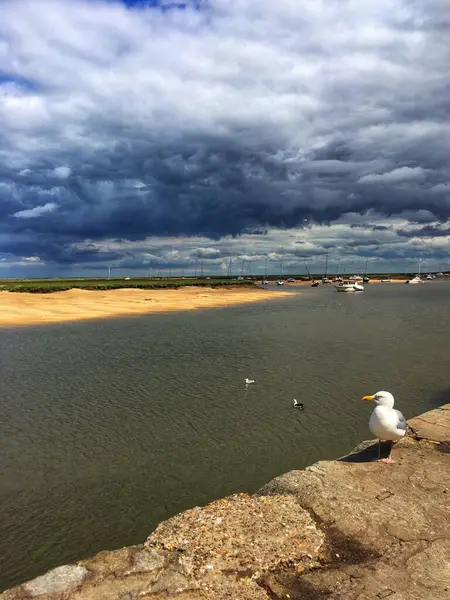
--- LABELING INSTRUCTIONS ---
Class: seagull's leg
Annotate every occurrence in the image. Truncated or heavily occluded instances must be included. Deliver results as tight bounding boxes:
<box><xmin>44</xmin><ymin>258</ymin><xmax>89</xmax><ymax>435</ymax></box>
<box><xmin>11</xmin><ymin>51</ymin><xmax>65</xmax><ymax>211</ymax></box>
<box><xmin>378</xmin><ymin>442</ymin><xmax>395</xmax><ymax>464</ymax></box>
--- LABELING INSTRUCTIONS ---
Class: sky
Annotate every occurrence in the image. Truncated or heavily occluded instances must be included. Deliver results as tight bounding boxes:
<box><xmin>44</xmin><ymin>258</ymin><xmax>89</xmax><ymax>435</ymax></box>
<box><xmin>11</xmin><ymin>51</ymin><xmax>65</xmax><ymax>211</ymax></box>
<box><xmin>1</xmin><ymin>0</ymin><xmax>449</xmax><ymax>277</ymax></box>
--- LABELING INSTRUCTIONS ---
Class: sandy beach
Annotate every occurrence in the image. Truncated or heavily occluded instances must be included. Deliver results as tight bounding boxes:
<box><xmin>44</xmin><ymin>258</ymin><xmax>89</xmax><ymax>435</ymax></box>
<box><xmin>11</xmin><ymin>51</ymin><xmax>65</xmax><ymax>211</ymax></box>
<box><xmin>0</xmin><ymin>286</ymin><xmax>291</xmax><ymax>327</ymax></box>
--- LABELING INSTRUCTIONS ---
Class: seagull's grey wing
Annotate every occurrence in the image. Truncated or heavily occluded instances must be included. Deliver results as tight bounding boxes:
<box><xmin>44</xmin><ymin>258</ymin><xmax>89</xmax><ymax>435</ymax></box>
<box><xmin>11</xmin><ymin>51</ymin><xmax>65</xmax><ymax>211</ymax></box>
<box><xmin>395</xmin><ymin>409</ymin><xmax>407</xmax><ymax>433</ymax></box>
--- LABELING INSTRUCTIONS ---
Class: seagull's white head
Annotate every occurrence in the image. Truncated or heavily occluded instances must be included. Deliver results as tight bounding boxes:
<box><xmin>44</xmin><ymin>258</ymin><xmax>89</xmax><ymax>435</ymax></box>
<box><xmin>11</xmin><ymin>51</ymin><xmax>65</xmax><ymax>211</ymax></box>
<box><xmin>362</xmin><ymin>391</ymin><xmax>395</xmax><ymax>408</ymax></box>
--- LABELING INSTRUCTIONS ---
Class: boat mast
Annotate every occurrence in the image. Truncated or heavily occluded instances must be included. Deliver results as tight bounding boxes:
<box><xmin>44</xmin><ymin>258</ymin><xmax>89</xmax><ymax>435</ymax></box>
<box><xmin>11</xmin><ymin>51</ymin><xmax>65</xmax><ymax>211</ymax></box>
<box><xmin>304</xmin><ymin>259</ymin><xmax>313</xmax><ymax>281</ymax></box>
<box><xmin>227</xmin><ymin>258</ymin><xmax>232</xmax><ymax>278</ymax></box>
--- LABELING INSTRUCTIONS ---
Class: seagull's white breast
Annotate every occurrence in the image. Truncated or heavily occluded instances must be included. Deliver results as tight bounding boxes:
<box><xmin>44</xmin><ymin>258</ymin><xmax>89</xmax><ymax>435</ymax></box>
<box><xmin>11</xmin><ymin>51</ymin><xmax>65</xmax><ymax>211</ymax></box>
<box><xmin>369</xmin><ymin>406</ymin><xmax>406</xmax><ymax>441</ymax></box>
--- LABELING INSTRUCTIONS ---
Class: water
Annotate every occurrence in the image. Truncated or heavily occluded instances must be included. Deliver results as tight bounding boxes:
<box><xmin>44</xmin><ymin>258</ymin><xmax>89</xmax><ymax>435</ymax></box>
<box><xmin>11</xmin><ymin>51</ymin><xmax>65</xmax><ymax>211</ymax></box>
<box><xmin>1</xmin><ymin>282</ymin><xmax>449</xmax><ymax>591</ymax></box>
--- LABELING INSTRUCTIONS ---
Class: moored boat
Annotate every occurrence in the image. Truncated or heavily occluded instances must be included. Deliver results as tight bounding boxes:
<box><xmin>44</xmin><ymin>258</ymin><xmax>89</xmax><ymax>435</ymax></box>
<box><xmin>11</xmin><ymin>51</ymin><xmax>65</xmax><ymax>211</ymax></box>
<box><xmin>335</xmin><ymin>280</ymin><xmax>364</xmax><ymax>292</ymax></box>
<box><xmin>406</xmin><ymin>260</ymin><xmax>423</xmax><ymax>284</ymax></box>
<box><xmin>406</xmin><ymin>275</ymin><xmax>422</xmax><ymax>284</ymax></box>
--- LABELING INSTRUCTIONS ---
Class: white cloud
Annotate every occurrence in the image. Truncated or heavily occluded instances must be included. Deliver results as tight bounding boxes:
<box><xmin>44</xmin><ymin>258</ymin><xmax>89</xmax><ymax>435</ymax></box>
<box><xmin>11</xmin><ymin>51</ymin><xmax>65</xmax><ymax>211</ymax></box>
<box><xmin>0</xmin><ymin>0</ymin><xmax>443</xmax><ymax>165</ymax></box>
<box><xmin>53</xmin><ymin>166</ymin><xmax>71</xmax><ymax>179</ymax></box>
<box><xmin>21</xmin><ymin>256</ymin><xmax>41</xmax><ymax>262</ymax></box>
<box><xmin>431</xmin><ymin>183</ymin><xmax>450</xmax><ymax>194</ymax></box>
<box><xmin>358</xmin><ymin>167</ymin><xmax>427</xmax><ymax>185</ymax></box>
<box><xmin>13</xmin><ymin>202</ymin><xmax>58</xmax><ymax>219</ymax></box>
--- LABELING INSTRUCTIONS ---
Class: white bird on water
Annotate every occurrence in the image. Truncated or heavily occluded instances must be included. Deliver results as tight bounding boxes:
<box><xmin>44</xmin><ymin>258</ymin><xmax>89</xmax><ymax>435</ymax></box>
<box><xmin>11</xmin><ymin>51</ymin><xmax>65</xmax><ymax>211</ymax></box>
<box><xmin>363</xmin><ymin>391</ymin><xmax>407</xmax><ymax>463</ymax></box>
<box><xmin>245</xmin><ymin>378</ymin><xmax>255</xmax><ymax>385</ymax></box>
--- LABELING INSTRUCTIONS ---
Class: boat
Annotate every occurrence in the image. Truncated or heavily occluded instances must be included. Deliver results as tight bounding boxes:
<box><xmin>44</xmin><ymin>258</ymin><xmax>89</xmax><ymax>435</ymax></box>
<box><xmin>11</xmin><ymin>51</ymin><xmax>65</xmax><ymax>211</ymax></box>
<box><xmin>276</xmin><ymin>261</ymin><xmax>285</xmax><ymax>286</ymax></box>
<box><xmin>304</xmin><ymin>261</ymin><xmax>319</xmax><ymax>288</ymax></box>
<box><xmin>362</xmin><ymin>259</ymin><xmax>369</xmax><ymax>285</ymax></box>
<box><xmin>406</xmin><ymin>260</ymin><xmax>423</xmax><ymax>284</ymax></box>
<box><xmin>262</xmin><ymin>258</ymin><xmax>269</xmax><ymax>285</ymax></box>
<box><xmin>335</xmin><ymin>280</ymin><xmax>364</xmax><ymax>292</ymax></box>
<box><xmin>406</xmin><ymin>275</ymin><xmax>422</xmax><ymax>284</ymax></box>
<box><xmin>322</xmin><ymin>254</ymin><xmax>329</xmax><ymax>284</ymax></box>
<box><xmin>381</xmin><ymin>278</ymin><xmax>392</xmax><ymax>283</ymax></box>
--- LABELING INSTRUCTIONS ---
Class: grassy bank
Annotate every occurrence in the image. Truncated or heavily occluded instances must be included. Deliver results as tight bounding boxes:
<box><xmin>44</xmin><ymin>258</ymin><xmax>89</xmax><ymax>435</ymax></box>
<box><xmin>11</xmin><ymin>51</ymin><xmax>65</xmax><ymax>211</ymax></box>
<box><xmin>0</xmin><ymin>278</ymin><xmax>254</xmax><ymax>294</ymax></box>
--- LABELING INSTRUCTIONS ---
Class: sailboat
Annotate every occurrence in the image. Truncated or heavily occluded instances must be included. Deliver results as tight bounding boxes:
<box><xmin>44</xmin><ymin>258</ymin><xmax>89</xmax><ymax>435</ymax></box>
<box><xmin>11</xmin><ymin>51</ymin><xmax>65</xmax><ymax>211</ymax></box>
<box><xmin>322</xmin><ymin>253</ymin><xmax>330</xmax><ymax>283</ymax></box>
<box><xmin>363</xmin><ymin>258</ymin><xmax>370</xmax><ymax>283</ymax></box>
<box><xmin>262</xmin><ymin>258</ymin><xmax>269</xmax><ymax>285</ymax></box>
<box><xmin>406</xmin><ymin>260</ymin><xmax>423</xmax><ymax>284</ymax></box>
<box><xmin>276</xmin><ymin>261</ymin><xmax>285</xmax><ymax>285</ymax></box>
<box><xmin>304</xmin><ymin>261</ymin><xmax>319</xmax><ymax>286</ymax></box>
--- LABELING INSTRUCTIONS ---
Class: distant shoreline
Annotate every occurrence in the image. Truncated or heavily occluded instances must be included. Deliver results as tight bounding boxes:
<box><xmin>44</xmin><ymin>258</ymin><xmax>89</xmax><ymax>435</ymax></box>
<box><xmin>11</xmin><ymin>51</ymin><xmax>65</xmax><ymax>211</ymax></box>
<box><xmin>264</xmin><ymin>278</ymin><xmax>409</xmax><ymax>285</ymax></box>
<box><xmin>0</xmin><ymin>277</ymin><xmax>442</xmax><ymax>327</ymax></box>
<box><xmin>0</xmin><ymin>286</ymin><xmax>291</xmax><ymax>327</ymax></box>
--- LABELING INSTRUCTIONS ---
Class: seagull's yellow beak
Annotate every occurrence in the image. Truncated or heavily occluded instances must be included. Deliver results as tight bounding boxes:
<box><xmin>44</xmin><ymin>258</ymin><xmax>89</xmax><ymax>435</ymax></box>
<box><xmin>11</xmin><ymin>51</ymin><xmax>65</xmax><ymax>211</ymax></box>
<box><xmin>362</xmin><ymin>395</ymin><xmax>374</xmax><ymax>401</ymax></box>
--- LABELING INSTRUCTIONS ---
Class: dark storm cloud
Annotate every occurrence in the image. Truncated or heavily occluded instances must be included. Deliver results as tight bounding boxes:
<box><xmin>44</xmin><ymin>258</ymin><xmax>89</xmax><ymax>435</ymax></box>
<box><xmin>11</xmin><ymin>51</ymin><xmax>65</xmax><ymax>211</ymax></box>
<box><xmin>396</xmin><ymin>225</ymin><xmax>450</xmax><ymax>238</ymax></box>
<box><xmin>350</xmin><ymin>224</ymin><xmax>392</xmax><ymax>232</ymax></box>
<box><xmin>1</xmin><ymin>0</ymin><xmax>450</xmax><ymax>270</ymax></box>
<box><xmin>346</xmin><ymin>239</ymin><xmax>381</xmax><ymax>248</ymax></box>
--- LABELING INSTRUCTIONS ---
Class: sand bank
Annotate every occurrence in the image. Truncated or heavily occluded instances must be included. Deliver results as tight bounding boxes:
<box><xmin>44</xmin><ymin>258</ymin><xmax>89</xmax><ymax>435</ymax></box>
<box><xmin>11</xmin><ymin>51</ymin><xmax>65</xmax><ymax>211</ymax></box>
<box><xmin>0</xmin><ymin>286</ymin><xmax>291</xmax><ymax>327</ymax></box>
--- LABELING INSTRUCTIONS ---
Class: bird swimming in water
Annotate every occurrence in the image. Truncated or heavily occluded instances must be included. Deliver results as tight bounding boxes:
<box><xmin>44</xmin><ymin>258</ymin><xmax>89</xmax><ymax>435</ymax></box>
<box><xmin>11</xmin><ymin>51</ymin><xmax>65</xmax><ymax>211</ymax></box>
<box><xmin>293</xmin><ymin>399</ymin><xmax>304</xmax><ymax>410</ymax></box>
<box><xmin>245</xmin><ymin>378</ymin><xmax>255</xmax><ymax>385</ymax></box>
<box><xmin>362</xmin><ymin>391</ymin><xmax>407</xmax><ymax>463</ymax></box>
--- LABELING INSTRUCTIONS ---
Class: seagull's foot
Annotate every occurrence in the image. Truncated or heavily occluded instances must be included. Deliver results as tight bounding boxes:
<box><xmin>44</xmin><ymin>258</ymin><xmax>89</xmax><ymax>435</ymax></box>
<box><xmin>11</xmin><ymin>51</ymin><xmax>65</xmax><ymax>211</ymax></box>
<box><xmin>377</xmin><ymin>457</ymin><xmax>395</xmax><ymax>464</ymax></box>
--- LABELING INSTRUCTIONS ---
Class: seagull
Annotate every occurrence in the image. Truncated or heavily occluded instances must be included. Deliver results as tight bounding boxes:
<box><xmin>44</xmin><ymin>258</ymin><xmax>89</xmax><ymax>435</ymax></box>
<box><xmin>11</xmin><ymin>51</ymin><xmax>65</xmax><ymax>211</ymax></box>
<box><xmin>362</xmin><ymin>391</ymin><xmax>407</xmax><ymax>463</ymax></box>
<box><xmin>245</xmin><ymin>378</ymin><xmax>255</xmax><ymax>385</ymax></box>
<box><xmin>293</xmin><ymin>399</ymin><xmax>304</xmax><ymax>410</ymax></box>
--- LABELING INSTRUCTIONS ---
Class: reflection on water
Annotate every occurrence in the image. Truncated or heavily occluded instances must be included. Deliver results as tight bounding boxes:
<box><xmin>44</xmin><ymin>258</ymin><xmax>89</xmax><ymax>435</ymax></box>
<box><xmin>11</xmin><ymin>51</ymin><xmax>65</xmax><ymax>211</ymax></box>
<box><xmin>1</xmin><ymin>282</ymin><xmax>449</xmax><ymax>590</ymax></box>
